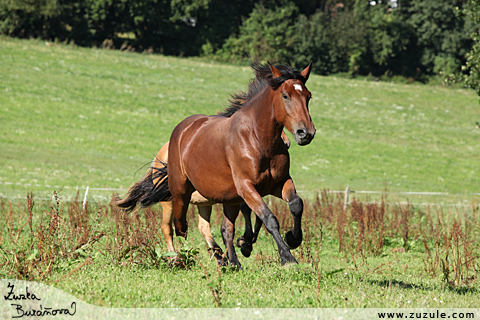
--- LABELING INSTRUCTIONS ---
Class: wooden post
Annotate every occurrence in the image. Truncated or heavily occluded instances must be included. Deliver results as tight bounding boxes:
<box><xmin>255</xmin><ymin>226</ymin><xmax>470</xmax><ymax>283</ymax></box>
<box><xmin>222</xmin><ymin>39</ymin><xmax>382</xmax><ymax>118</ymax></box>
<box><xmin>343</xmin><ymin>186</ymin><xmax>350</xmax><ymax>212</ymax></box>
<box><xmin>83</xmin><ymin>186</ymin><xmax>89</xmax><ymax>212</ymax></box>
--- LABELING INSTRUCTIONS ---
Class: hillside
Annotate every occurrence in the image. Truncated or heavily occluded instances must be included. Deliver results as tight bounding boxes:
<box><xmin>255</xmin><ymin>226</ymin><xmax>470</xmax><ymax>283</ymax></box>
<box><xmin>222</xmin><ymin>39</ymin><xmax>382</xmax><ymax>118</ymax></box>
<box><xmin>1</xmin><ymin>37</ymin><xmax>479</xmax><ymax>204</ymax></box>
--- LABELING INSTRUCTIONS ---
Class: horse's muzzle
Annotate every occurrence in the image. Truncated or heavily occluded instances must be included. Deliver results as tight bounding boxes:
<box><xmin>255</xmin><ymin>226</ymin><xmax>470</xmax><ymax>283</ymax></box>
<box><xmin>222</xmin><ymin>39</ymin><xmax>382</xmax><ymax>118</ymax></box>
<box><xmin>295</xmin><ymin>128</ymin><xmax>315</xmax><ymax>146</ymax></box>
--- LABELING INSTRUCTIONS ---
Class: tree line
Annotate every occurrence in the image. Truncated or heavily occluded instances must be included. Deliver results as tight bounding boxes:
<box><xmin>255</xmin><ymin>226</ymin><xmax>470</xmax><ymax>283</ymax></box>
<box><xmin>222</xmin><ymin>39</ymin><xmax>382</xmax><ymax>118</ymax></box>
<box><xmin>0</xmin><ymin>0</ymin><xmax>478</xmax><ymax>80</ymax></box>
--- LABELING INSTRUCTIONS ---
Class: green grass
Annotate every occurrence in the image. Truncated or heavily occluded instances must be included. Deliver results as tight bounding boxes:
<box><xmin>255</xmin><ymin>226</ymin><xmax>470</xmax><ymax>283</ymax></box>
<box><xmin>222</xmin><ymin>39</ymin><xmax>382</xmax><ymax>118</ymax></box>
<box><xmin>1</xmin><ymin>37</ymin><xmax>479</xmax><ymax>205</ymax></box>
<box><xmin>0</xmin><ymin>197</ymin><xmax>478</xmax><ymax>308</ymax></box>
<box><xmin>0</xmin><ymin>37</ymin><xmax>479</xmax><ymax>310</ymax></box>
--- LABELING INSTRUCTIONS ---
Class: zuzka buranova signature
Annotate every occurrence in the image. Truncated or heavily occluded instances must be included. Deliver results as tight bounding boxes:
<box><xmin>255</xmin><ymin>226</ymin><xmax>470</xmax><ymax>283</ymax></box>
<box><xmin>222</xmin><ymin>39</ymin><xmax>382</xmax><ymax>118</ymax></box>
<box><xmin>4</xmin><ymin>282</ymin><xmax>76</xmax><ymax>318</ymax></box>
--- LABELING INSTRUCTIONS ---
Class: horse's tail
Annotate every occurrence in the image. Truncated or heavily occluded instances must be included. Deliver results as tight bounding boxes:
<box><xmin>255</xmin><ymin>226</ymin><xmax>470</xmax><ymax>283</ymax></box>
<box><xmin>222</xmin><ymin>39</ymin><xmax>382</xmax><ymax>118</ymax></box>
<box><xmin>114</xmin><ymin>162</ymin><xmax>172</xmax><ymax>212</ymax></box>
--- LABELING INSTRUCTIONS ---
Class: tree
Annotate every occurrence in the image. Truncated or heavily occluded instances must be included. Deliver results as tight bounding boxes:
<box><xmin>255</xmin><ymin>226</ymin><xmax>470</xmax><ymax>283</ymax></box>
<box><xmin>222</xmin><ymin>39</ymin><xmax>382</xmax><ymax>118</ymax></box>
<box><xmin>216</xmin><ymin>2</ymin><xmax>299</xmax><ymax>64</ymax></box>
<box><xmin>454</xmin><ymin>0</ymin><xmax>480</xmax><ymax>96</ymax></box>
<box><xmin>407</xmin><ymin>0</ymin><xmax>473</xmax><ymax>75</ymax></box>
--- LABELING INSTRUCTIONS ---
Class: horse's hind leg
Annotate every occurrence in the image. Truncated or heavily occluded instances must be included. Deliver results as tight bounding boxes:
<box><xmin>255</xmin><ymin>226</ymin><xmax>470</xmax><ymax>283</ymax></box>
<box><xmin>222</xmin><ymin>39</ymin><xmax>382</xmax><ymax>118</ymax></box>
<box><xmin>168</xmin><ymin>165</ymin><xmax>194</xmax><ymax>238</ymax></box>
<box><xmin>275</xmin><ymin>179</ymin><xmax>303</xmax><ymax>249</ymax></box>
<box><xmin>160</xmin><ymin>201</ymin><xmax>175</xmax><ymax>252</ymax></box>
<box><xmin>236</xmin><ymin>203</ymin><xmax>254</xmax><ymax>257</ymax></box>
<box><xmin>197</xmin><ymin>205</ymin><xmax>227</xmax><ymax>266</ymax></box>
<box><xmin>221</xmin><ymin>204</ymin><xmax>242</xmax><ymax>269</ymax></box>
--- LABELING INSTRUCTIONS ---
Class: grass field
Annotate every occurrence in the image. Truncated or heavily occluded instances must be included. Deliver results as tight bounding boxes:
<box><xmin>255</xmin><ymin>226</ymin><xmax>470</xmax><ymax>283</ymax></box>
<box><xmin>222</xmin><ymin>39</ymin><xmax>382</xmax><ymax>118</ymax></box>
<box><xmin>1</xmin><ymin>36</ymin><xmax>479</xmax><ymax>204</ymax></box>
<box><xmin>0</xmin><ymin>37</ymin><xmax>479</xmax><ymax>310</ymax></box>
<box><xmin>0</xmin><ymin>192</ymin><xmax>478</xmax><ymax>308</ymax></box>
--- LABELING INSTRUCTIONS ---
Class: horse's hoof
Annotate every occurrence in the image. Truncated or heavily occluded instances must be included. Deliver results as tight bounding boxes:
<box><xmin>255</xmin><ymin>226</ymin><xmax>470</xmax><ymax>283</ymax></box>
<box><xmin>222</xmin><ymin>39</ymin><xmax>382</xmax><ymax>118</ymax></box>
<box><xmin>213</xmin><ymin>252</ymin><xmax>228</xmax><ymax>267</ymax></box>
<box><xmin>282</xmin><ymin>259</ymin><xmax>298</xmax><ymax>267</ymax></box>
<box><xmin>220</xmin><ymin>258</ymin><xmax>229</xmax><ymax>267</ymax></box>
<box><xmin>240</xmin><ymin>243</ymin><xmax>252</xmax><ymax>258</ymax></box>
<box><xmin>281</xmin><ymin>254</ymin><xmax>298</xmax><ymax>266</ymax></box>
<box><xmin>214</xmin><ymin>257</ymin><xmax>228</xmax><ymax>267</ymax></box>
<box><xmin>285</xmin><ymin>231</ymin><xmax>302</xmax><ymax>249</ymax></box>
<box><xmin>236</xmin><ymin>236</ymin><xmax>245</xmax><ymax>248</ymax></box>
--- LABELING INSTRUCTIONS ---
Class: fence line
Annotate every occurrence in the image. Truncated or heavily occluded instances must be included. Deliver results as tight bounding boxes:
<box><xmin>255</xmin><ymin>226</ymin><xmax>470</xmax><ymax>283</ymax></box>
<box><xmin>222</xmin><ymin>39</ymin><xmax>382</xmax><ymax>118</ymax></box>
<box><xmin>2</xmin><ymin>180</ymin><xmax>478</xmax><ymax>196</ymax></box>
<box><xmin>0</xmin><ymin>195</ymin><xmax>477</xmax><ymax>208</ymax></box>
<box><xmin>1</xmin><ymin>181</ymin><xmax>479</xmax><ymax>207</ymax></box>
<box><xmin>0</xmin><ymin>181</ymin><xmax>125</xmax><ymax>191</ymax></box>
<box><xmin>325</xmin><ymin>190</ymin><xmax>480</xmax><ymax>196</ymax></box>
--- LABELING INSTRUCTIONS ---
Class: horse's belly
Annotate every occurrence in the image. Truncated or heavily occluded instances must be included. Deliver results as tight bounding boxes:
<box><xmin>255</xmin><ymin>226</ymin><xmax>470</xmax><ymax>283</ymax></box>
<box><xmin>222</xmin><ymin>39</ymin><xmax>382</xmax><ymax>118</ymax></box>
<box><xmin>188</xmin><ymin>168</ymin><xmax>240</xmax><ymax>203</ymax></box>
<box><xmin>190</xmin><ymin>191</ymin><xmax>216</xmax><ymax>206</ymax></box>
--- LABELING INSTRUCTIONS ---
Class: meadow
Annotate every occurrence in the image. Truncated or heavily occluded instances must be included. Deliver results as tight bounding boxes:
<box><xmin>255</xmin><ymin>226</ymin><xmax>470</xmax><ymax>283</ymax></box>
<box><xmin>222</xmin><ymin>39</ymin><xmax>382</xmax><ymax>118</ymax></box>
<box><xmin>0</xmin><ymin>37</ymin><xmax>479</xmax><ymax>309</ymax></box>
<box><xmin>1</xmin><ymin>37</ymin><xmax>479</xmax><ymax>203</ymax></box>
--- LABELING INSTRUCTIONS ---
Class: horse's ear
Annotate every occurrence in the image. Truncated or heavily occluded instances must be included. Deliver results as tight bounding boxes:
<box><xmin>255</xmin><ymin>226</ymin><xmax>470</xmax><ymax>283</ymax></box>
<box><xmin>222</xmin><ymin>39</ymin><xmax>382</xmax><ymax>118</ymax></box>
<box><xmin>301</xmin><ymin>60</ymin><xmax>313</xmax><ymax>83</ymax></box>
<box><xmin>268</xmin><ymin>61</ymin><xmax>283</xmax><ymax>79</ymax></box>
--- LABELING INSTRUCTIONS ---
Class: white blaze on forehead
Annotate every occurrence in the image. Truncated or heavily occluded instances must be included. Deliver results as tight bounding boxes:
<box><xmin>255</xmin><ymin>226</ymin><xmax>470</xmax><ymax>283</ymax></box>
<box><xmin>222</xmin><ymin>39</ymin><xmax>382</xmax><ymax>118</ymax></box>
<box><xmin>293</xmin><ymin>84</ymin><xmax>303</xmax><ymax>92</ymax></box>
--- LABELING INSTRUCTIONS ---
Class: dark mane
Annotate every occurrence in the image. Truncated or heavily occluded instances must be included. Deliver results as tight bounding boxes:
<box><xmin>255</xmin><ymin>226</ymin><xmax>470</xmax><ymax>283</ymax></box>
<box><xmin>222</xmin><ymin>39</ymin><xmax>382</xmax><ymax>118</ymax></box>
<box><xmin>251</xmin><ymin>62</ymin><xmax>306</xmax><ymax>90</ymax></box>
<box><xmin>218</xmin><ymin>62</ymin><xmax>305</xmax><ymax>117</ymax></box>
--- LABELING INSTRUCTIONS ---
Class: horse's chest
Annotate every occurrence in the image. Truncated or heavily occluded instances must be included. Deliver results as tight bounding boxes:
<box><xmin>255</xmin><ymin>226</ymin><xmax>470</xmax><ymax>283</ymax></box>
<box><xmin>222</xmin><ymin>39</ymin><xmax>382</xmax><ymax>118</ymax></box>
<box><xmin>256</xmin><ymin>155</ymin><xmax>289</xmax><ymax>185</ymax></box>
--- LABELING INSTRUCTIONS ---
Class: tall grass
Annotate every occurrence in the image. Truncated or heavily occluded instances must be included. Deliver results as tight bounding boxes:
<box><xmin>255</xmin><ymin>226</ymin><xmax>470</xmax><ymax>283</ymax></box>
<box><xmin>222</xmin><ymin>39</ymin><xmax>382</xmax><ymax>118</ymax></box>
<box><xmin>1</xmin><ymin>192</ymin><xmax>478</xmax><ymax>292</ymax></box>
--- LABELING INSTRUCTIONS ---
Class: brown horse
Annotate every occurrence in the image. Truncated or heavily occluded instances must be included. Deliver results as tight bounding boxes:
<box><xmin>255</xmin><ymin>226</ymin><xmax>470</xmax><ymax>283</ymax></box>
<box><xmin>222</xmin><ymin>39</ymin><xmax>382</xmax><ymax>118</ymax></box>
<box><xmin>115</xmin><ymin>113</ymin><xmax>291</xmax><ymax>265</ymax></box>
<box><xmin>146</xmin><ymin>62</ymin><xmax>315</xmax><ymax>266</ymax></box>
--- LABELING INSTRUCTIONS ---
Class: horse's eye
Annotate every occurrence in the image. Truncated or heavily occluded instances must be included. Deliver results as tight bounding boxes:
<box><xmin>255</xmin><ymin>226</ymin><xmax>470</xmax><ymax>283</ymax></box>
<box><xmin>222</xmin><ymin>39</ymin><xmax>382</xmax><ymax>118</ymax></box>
<box><xmin>282</xmin><ymin>94</ymin><xmax>289</xmax><ymax>100</ymax></box>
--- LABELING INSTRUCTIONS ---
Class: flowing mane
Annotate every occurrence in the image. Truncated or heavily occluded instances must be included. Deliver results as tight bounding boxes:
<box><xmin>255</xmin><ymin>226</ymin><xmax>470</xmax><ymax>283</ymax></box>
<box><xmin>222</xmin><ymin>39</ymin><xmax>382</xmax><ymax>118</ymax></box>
<box><xmin>218</xmin><ymin>62</ymin><xmax>306</xmax><ymax>117</ymax></box>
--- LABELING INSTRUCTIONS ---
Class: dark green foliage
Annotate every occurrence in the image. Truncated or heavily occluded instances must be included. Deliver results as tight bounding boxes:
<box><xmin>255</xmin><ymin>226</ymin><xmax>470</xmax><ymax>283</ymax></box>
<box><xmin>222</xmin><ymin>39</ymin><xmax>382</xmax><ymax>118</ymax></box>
<box><xmin>445</xmin><ymin>0</ymin><xmax>480</xmax><ymax>99</ymax></box>
<box><xmin>293</xmin><ymin>10</ymin><xmax>364</xmax><ymax>75</ymax></box>
<box><xmin>0</xmin><ymin>0</ymin><xmax>60</xmax><ymax>38</ymax></box>
<box><xmin>405</xmin><ymin>0</ymin><xmax>473</xmax><ymax>75</ymax></box>
<box><xmin>0</xmin><ymin>0</ymin><xmax>477</xmax><ymax>77</ymax></box>
<box><xmin>170</xmin><ymin>0</ymin><xmax>256</xmax><ymax>56</ymax></box>
<box><xmin>216</xmin><ymin>2</ymin><xmax>299</xmax><ymax>64</ymax></box>
<box><xmin>463</xmin><ymin>0</ymin><xmax>480</xmax><ymax>96</ymax></box>
<box><xmin>356</xmin><ymin>1</ymin><xmax>419</xmax><ymax>77</ymax></box>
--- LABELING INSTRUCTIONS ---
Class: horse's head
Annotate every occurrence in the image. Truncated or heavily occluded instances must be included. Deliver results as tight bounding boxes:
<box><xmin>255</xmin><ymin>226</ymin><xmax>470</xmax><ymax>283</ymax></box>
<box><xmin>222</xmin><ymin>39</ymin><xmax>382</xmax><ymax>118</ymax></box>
<box><xmin>269</xmin><ymin>62</ymin><xmax>315</xmax><ymax>146</ymax></box>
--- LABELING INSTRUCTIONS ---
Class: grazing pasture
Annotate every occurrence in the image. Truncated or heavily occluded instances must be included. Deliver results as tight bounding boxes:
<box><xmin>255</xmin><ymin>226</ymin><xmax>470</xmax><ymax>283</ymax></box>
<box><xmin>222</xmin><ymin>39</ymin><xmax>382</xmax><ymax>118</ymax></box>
<box><xmin>0</xmin><ymin>37</ymin><xmax>479</xmax><ymax>308</ymax></box>
<box><xmin>1</xmin><ymin>37</ymin><xmax>479</xmax><ymax>203</ymax></box>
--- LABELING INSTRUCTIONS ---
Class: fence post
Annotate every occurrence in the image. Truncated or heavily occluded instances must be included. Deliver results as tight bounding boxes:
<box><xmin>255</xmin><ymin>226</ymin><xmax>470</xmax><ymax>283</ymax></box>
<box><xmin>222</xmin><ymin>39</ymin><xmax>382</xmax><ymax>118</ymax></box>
<box><xmin>343</xmin><ymin>186</ymin><xmax>350</xmax><ymax>212</ymax></box>
<box><xmin>83</xmin><ymin>186</ymin><xmax>89</xmax><ymax>212</ymax></box>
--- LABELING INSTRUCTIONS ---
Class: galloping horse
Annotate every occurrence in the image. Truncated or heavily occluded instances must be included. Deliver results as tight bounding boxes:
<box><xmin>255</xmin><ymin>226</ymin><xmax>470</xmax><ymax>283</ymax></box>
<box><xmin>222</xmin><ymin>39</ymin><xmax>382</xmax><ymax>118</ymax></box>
<box><xmin>115</xmin><ymin>88</ymin><xmax>291</xmax><ymax>266</ymax></box>
<box><xmin>147</xmin><ymin>62</ymin><xmax>315</xmax><ymax>266</ymax></box>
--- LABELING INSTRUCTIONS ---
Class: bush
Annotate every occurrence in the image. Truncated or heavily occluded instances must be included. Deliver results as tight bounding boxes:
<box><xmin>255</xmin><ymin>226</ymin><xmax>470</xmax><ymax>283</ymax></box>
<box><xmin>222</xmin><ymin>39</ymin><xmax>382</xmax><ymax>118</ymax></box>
<box><xmin>0</xmin><ymin>0</ymin><xmax>60</xmax><ymax>38</ymax></box>
<box><xmin>215</xmin><ymin>2</ymin><xmax>299</xmax><ymax>64</ymax></box>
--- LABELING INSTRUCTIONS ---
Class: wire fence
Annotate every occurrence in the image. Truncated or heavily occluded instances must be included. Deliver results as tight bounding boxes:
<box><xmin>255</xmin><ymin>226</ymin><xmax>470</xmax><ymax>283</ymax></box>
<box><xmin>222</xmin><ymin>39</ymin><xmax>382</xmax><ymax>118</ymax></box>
<box><xmin>0</xmin><ymin>181</ymin><xmax>479</xmax><ymax>207</ymax></box>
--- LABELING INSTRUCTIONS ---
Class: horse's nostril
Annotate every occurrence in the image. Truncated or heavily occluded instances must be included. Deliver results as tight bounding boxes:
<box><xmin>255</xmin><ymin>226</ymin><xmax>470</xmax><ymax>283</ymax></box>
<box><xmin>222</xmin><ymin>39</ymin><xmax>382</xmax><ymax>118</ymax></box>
<box><xmin>296</xmin><ymin>128</ymin><xmax>307</xmax><ymax>138</ymax></box>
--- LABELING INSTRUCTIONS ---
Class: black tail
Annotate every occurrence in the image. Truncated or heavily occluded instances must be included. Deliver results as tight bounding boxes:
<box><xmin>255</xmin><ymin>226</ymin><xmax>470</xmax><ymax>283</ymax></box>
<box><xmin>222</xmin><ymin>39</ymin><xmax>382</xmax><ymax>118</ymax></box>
<box><xmin>114</xmin><ymin>162</ymin><xmax>172</xmax><ymax>212</ymax></box>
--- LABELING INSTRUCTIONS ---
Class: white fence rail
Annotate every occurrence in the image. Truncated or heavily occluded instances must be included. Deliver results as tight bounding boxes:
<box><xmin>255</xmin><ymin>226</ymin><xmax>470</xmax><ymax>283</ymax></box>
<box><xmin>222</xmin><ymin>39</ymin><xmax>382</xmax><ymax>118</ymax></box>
<box><xmin>0</xmin><ymin>181</ymin><xmax>478</xmax><ymax>207</ymax></box>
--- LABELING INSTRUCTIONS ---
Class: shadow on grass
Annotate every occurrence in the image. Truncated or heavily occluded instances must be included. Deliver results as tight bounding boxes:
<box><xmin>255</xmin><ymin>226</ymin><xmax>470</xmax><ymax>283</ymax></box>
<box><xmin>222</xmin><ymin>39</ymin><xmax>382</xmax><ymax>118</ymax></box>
<box><xmin>366</xmin><ymin>279</ymin><xmax>478</xmax><ymax>295</ymax></box>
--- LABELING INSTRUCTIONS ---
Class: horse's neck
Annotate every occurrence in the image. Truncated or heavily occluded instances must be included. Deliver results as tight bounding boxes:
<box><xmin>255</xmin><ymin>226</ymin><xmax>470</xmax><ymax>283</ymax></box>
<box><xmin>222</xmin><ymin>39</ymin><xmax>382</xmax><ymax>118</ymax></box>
<box><xmin>243</xmin><ymin>88</ymin><xmax>284</xmax><ymax>153</ymax></box>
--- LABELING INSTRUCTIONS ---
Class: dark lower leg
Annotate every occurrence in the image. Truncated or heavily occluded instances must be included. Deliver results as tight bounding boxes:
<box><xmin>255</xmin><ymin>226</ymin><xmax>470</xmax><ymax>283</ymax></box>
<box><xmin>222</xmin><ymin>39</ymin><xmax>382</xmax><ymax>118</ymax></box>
<box><xmin>261</xmin><ymin>211</ymin><xmax>297</xmax><ymax>265</ymax></box>
<box><xmin>285</xmin><ymin>196</ymin><xmax>303</xmax><ymax>249</ymax></box>
<box><xmin>252</xmin><ymin>214</ymin><xmax>263</xmax><ymax>243</ymax></box>
<box><xmin>238</xmin><ymin>181</ymin><xmax>297</xmax><ymax>265</ymax></box>
<box><xmin>237</xmin><ymin>203</ymin><xmax>254</xmax><ymax>257</ymax></box>
<box><xmin>173</xmin><ymin>194</ymin><xmax>191</xmax><ymax>238</ymax></box>
<box><xmin>221</xmin><ymin>204</ymin><xmax>241</xmax><ymax>269</ymax></box>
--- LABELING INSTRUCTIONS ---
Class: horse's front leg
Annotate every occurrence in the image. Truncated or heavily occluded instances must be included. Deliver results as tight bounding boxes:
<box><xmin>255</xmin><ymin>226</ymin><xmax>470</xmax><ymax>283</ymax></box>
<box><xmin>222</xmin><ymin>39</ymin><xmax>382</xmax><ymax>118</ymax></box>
<box><xmin>236</xmin><ymin>203</ymin><xmax>254</xmax><ymax>257</ymax></box>
<box><xmin>274</xmin><ymin>178</ymin><xmax>303</xmax><ymax>249</ymax></box>
<box><xmin>237</xmin><ymin>181</ymin><xmax>297</xmax><ymax>265</ymax></box>
<box><xmin>221</xmin><ymin>204</ymin><xmax>242</xmax><ymax>269</ymax></box>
